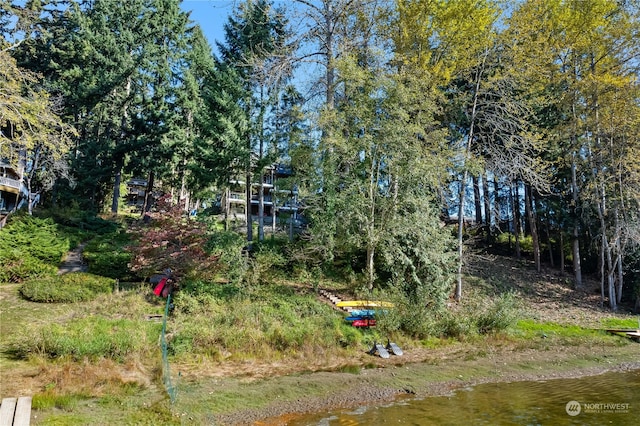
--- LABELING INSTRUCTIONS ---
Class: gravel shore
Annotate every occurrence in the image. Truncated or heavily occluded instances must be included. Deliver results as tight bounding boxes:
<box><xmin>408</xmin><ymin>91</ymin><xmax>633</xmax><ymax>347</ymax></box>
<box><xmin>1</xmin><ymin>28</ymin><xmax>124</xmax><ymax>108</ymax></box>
<box><xmin>211</xmin><ymin>345</ymin><xmax>640</xmax><ymax>425</ymax></box>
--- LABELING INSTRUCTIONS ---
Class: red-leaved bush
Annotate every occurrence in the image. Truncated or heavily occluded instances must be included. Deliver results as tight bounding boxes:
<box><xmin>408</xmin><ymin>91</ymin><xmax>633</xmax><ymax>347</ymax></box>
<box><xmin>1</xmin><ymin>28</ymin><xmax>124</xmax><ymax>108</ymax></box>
<box><xmin>127</xmin><ymin>195</ymin><xmax>219</xmax><ymax>282</ymax></box>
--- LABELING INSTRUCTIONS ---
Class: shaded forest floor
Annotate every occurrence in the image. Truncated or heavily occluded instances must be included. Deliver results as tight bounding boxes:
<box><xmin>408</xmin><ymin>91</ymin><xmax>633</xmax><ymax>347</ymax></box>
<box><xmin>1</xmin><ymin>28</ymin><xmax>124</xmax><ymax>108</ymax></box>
<box><xmin>463</xmin><ymin>252</ymin><xmax>635</xmax><ymax>327</ymax></box>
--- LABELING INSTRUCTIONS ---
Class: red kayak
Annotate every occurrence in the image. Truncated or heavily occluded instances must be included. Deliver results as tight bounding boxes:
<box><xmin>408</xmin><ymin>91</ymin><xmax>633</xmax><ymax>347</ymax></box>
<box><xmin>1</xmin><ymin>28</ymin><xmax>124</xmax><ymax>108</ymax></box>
<box><xmin>352</xmin><ymin>319</ymin><xmax>376</xmax><ymax>327</ymax></box>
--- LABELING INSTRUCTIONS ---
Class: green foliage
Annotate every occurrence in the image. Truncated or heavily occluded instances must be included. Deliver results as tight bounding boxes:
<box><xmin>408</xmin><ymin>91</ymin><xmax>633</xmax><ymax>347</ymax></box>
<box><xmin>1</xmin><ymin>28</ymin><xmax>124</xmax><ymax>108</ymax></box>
<box><xmin>382</xmin><ymin>289</ymin><xmax>519</xmax><ymax>338</ymax></box>
<box><xmin>385</xmin><ymin>302</ymin><xmax>472</xmax><ymax>339</ymax></box>
<box><xmin>0</xmin><ymin>252</ymin><xmax>58</xmax><ymax>283</ymax></box>
<box><xmin>0</xmin><ymin>215</ymin><xmax>69</xmax><ymax>282</ymax></box>
<box><xmin>203</xmin><ymin>229</ymin><xmax>247</xmax><ymax>283</ymax></box>
<box><xmin>38</xmin><ymin>206</ymin><xmax>119</xmax><ymax>235</ymax></box>
<box><xmin>20</xmin><ymin>273</ymin><xmax>115</xmax><ymax>303</ymax></box>
<box><xmin>474</xmin><ymin>292</ymin><xmax>520</xmax><ymax>334</ymax></box>
<box><xmin>513</xmin><ymin>319</ymin><xmax>602</xmax><ymax>341</ymax></box>
<box><xmin>180</xmin><ymin>279</ymin><xmax>243</xmax><ymax>301</ymax></box>
<box><xmin>170</xmin><ymin>284</ymin><xmax>361</xmax><ymax>358</ymax></box>
<box><xmin>0</xmin><ymin>215</ymin><xmax>69</xmax><ymax>263</ymax></box>
<box><xmin>379</xmin><ymin>201</ymin><xmax>457</xmax><ymax>308</ymax></box>
<box><xmin>0</xmin><ymin>50</ymin><xmax>73</xmax><ymax>199</ymax></box>
<box><xmin>495</xmin><ymin>232</ymin><xmax>534</xmax><ymax>253</ymax></box>
<box><xmin>247</xmin><ymin>241</ymin><xmax>288</xmax><ymax>285</ymax></box>
<box><xmin>433</xmin><ymin>310</ymin><xmax>475</xmax><ymax>339</ymax></box>
<box><xmin>600</xmin><ymin>317</ymin><xmax>640</xmax><ymax>329</ymax></box>
<box><xmin>15</xmin><ymin>316</ymin><xmax>154</xmax><ymax>361</ymax></box>
<box><xmin>32</xmin><ymin>392</ymin><xmax>80</xmax><ymax>411</ymax></box>
<box><xmin>83</xmin><ymin>231</ymin><xmax>134</xmax><ymax>280</ymax></box>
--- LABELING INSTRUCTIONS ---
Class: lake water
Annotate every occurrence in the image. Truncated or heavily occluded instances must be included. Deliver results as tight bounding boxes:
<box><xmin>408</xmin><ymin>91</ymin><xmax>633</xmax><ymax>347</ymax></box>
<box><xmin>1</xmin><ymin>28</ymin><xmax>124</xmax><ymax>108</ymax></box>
<box><xmin>288</xmin><ymin>369</ymin><xmax>640</xmax><ymax>425</ymax></box>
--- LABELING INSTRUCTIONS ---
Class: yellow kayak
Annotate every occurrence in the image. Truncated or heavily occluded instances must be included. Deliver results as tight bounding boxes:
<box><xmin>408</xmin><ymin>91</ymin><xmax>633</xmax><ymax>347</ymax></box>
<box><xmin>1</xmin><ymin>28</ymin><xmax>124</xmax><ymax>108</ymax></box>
<box><xmin>336</xmin><ymin>300</ymin><xmax>394</xmax><ymax>308</ymax></box>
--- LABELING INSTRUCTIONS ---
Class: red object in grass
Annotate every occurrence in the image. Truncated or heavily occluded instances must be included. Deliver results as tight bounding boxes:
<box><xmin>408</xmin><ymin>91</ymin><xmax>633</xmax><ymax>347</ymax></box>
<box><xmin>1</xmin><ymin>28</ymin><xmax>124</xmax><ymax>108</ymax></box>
<box><xmin>153</xmin><ymin>277</ymin><xmax>168</xmax><ymax>296</ymax></box>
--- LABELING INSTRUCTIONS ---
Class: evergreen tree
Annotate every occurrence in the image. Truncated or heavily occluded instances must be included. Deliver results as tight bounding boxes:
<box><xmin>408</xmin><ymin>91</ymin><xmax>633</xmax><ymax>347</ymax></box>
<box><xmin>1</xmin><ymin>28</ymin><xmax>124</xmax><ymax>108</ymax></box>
<box><xmin>218</xmin><ymin>0</ymin><xmax>292</xmax><ymax>242</ymax></box>
<box><xmin>11</xmin><ymin>0</ymin><xmax>206</xmax><ymax>212</ymax></box>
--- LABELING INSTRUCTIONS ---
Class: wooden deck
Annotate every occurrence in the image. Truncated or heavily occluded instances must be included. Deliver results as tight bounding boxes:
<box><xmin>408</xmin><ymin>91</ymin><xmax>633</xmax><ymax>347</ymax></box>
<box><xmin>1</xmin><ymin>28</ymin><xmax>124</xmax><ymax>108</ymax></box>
<box><xmin>0</xmin><ymin>397</ymin><xmax>31</xmax><ymax>426</ymax></box>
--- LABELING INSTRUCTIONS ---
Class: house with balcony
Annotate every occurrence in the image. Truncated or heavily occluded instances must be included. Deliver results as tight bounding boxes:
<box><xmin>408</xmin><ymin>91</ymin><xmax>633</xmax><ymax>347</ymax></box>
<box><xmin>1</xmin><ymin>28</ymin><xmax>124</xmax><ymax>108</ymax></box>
<box><xmin>0</xmin><ymin>162</ymin><xmax>29</xmax><ymax>227</ymax></box>
<box><xmin>224</xmin><ymin>163</ymin><xmax>301</xmax><ymax>230</ymax></box>
<box><xmin>126</xmin><ymin>178</ymin><xmax>149</xmax><ymax>207</ymax></box>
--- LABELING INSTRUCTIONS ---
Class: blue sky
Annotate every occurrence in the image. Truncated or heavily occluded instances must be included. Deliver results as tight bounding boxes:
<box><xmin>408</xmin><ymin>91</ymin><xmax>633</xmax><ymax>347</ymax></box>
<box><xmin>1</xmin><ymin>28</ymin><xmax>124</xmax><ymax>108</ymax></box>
<box><xmin>181</xmin><ymin>0</ymin><xmax>297</xmax><ymax>56</ymax></box>
<box><xmin>180</xmin><ymin>0</ymin><xmax>236</xmax><ymax>54</ymax></box>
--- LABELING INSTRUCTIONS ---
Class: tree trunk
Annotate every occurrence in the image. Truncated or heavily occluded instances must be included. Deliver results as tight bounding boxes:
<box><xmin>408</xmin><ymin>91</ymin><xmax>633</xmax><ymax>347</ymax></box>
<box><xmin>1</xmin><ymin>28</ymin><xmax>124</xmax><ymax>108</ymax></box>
<box><xmin>246</xmin><ymin>170</ymin><xmax>253</xmax><ymax>245</ymax></box>
<box><xmin>141</xmin><ymin>170</ymin><xmax>155</xmax><ymax>215</ymax></box>
<box><xmin>366</xmin><ymin>150</ymin><xmax>379</xmax><ymax>291</ymax></box>
<box><xmin>523</xmin><ymin>183</ymin><xmax>531</xmax><ymax>236</ymax></box>
<box><xmin>258</xmin><ymin>173</ymin><xmax>265</xmax><ymax>241</ymax></box>
<box><xmin>525</xmin><ymin>184</ymin><xmax>541</xmax><ymax>272</ymax></box>
<box><xmin>595</xmin><ymin>193</ymin><xmax>616</xmax><ymax>310</ymax></box>
<box><xmin>599</xmin><ymin>235</ymin><xmax>606</xmax><ymax>307</ymax></box>
<box><xmin>456</xmin><ymin>49</ymin><xmax>488</xmax><ymax>302</ymax></box>
<box><xmin>473</xmin><ymin>175</ymin><xmax>482</xmax><ymax>226</ymax></box>
<box><xmin>493</xmin><ymin>175</ymin><xmax>501</xmax><ymax>232</ymax></box>
<box><xmin>559</xmin><ymin>230</ymin><xmax>565</xmax><ymax>275</ymax></box>
<box><xmin>544</xmin><ymin>210</ymin><xmax>554</xmax><ymax>268</ymax></box>
<box><xmin>112</xmin><ymin>76</ymin><xmax>131</xmax><ymax>216</ymax></box>
<box><xmin>512</xmin><ymin>181</ymin><xmax>521</xmax><ymax>259</ymax></box>
<box><xmin>272</xmin><ymin>170</ymin><xmax>276</xmax><ymax>236</ymax></box>
<box><xmin>482</xmin><ymin>171</ymin><xmax>492</xmax><ymax>238</ymax></box>
<box><xmin>25</xmin><ymin>145</ymin><xmax>41</xmax><ymax>216</ymax></box>
<box><xmin>223</xmin><ymin>188</ymin><xmax>230</xmax><ymax>231</ymax></box>
<box><xmin>180</xmin><ymin>163</ymin><xmax>189</xmax><ymax>211</ymax></box>
<box><xmin>456</xmin><ymin>176</ymin><xmax>468</xmax><ymax>301</ymax></box>
<box><xmin>367</xmin><ymin>243</ymin><xmax>375</xmax><ymax>291</ymax></box>
<box><xmin>570</xmin><ymin>154</ymin><xmax>583</xmax><ymax>288</ymax></box>
<box><xmin>111</xmin><ymin>154</ymin><xmax>123</xmax><ymax>214</ymax></box>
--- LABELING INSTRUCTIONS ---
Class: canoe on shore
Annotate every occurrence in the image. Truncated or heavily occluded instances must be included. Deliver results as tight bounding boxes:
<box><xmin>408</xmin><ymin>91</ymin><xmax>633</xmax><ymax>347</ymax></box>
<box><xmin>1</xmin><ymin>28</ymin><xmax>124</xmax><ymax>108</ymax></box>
<box><xmin>336</xmin><ymin>300</ymin><xmax>394</xmax><ymax>308</ymax></box>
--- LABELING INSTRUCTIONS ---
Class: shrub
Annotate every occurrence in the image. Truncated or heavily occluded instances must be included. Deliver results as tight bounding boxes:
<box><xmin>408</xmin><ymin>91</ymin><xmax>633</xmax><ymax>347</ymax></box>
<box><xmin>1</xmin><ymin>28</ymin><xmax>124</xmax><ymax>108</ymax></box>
<box><xmin>37</xmin><ymin>206</ymin><xmax>118</xmax><ymax>234</ymax></box>
<box><xmin>0</xmin><ymin>252</ymin><xmax>58</xmax><ymax>283</ymax></box>
<box><xmin>203</xmin><ymin>229</ymin><xmax>247</xmax><ymax>283</ymax></box>
<box><xmin>0</xmin><ymin>215</ymin><xmax>69</xmax><ymax>263</ymax></box>
<box><xmin>435</xmin><ymin>310</ymin><xmax>474</xmax><ymax>338</ymax></box>
<box><xmin>20</xmin><ymin>272</ymin><xmax>115</xmax><ymax>303</ymax></box>
<box><xmin>474</xmin><ymin>292</ymin><xmax>519</xmax><ymax>334</ymax></box>
<box><xmin>180</xmin><ymin>279</ymin><xmax>243</xmax><ymax>300</ymax></box>
<box><xmin>83</xmin><ymin>231</ymin><xmax>134</xmax><ymax>280</ymax></box>
<box><xmin>128</xmin><ymin>195</ymin><xmax>218</xmax><ymax>281</ymax></box>
<box><xmin>248</xmin><ymin>243</ymin><xmax>288</xmax><ymax>284</ymax></box>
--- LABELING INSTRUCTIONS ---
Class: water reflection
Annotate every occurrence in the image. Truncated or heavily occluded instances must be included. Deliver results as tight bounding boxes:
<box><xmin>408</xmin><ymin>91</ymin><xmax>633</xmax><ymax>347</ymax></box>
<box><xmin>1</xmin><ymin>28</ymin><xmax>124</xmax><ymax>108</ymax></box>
<box><xmin>290</xmin><ymin>369</ymin><xmax>639</xmax><ymax>425</ymax></box>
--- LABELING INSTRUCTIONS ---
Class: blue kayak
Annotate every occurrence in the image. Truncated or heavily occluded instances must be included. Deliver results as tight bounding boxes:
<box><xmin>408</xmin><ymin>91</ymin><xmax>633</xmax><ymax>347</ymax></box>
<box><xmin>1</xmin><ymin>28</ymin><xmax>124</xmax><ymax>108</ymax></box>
<box><xmin>349</xmin><ymin>309</ymin><xmax>376</xmax><ymax>317</ymax></box>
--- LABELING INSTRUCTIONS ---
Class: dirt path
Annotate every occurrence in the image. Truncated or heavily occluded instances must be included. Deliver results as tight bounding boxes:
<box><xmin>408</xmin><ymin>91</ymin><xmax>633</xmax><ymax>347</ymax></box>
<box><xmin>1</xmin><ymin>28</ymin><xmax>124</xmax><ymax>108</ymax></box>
<box><xmin>57</xmin><ymin>243</ymin><xmax>88</xmax><ymax>274</ymax></box>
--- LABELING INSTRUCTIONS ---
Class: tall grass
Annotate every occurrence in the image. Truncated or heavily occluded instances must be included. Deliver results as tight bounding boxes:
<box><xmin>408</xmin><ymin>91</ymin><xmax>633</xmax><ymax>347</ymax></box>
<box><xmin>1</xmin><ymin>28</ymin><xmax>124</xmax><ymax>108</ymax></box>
<box><xmin>171</xmin><ymin>284</ymin><xmax>362</xmax><ymax>360</ymax></box>
<box><xmin>15</xmin><ymin>316</ymin><xmax>159</xmax><ymax>361</ymax></box>
<box><xmin>20</xmin><ymin>272</ymin><xmax>115</xmax><ymax>303</ymax></box>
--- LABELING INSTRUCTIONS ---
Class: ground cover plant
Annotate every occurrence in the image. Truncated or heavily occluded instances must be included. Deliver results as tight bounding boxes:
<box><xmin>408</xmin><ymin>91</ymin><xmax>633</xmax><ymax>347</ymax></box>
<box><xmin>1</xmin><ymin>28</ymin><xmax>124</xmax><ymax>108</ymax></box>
<box><xmin>83</xmin><ymin>231</ymin><xmax>134</xmax><ymax>280</ymax></box>
<box><xmin>20</xmin><ymin>272</ymin><xmax>115</xmax><ymax>303</ymax></box>
<box><xmin>0</xmin><ymin>214</ymin><xmax>69</xmax><ymax>282</ymax></box>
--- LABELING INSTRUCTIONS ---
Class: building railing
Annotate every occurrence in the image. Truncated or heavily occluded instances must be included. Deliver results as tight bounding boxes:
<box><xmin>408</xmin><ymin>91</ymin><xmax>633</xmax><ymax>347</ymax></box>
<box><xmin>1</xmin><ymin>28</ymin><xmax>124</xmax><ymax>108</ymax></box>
<box><xmin>0</xmin><ymin>176</ymin><xmax>21</xmax><ymax>191</ymax></box>
<box><xmin>229</xmin><ymin>192</ymin><xmax>245</xmax><ymax>201</ymax></box>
